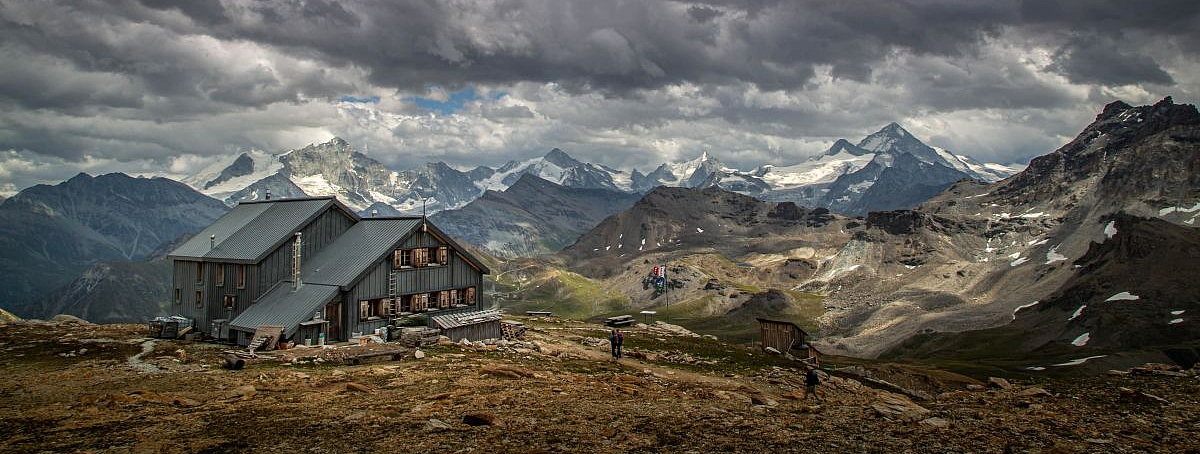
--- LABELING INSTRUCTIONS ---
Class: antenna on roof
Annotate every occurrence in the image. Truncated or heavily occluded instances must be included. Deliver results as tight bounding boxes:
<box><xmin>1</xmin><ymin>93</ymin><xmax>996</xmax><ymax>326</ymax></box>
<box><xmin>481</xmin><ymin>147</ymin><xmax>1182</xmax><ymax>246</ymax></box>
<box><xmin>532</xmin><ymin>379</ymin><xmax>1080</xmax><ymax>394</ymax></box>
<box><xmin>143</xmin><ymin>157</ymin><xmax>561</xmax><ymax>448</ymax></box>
<box><xmin>265</xmin><ymin>189</ymin><xmax>271</xmax><ymax>201</ymax></box>
<box><xmin>209</xmin><ymin>234</ymin><xmax>215</xmax><ymax>250</ymax></box>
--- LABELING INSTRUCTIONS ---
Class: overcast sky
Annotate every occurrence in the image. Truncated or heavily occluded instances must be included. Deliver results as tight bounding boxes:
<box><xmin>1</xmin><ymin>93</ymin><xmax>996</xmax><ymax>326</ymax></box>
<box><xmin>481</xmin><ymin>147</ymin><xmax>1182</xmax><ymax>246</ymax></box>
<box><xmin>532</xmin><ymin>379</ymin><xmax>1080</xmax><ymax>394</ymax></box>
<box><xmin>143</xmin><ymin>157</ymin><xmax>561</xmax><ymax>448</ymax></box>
<box><xmin>1</xmin><ymin>0</ymin><xmax>1198</xmax><ymax>194</ymax></box>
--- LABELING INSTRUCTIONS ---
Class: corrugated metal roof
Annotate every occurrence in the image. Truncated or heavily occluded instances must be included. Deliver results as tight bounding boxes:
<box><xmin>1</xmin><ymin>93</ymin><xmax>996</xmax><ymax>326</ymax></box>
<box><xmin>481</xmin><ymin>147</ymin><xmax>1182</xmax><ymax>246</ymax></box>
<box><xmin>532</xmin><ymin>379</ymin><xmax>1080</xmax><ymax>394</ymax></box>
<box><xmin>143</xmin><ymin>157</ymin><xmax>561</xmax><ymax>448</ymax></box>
<box><xmin>431</xmin><ymin>309</ymin><xmax>502</xmax><ymax>329</ymax></box>
<box><xmin>230</xmin><ymin>282</ymin><xmax>340</xmax><ymax>337</ymax></box>
<box><xmin>300</xmin><ymin>218</ymin><xmax>422</xmax><ymax>287</ymax></box>
<box><xmin>169</xmin><ymin>198</ymin><xmax>336</xmax><ymax>262</ymax></box>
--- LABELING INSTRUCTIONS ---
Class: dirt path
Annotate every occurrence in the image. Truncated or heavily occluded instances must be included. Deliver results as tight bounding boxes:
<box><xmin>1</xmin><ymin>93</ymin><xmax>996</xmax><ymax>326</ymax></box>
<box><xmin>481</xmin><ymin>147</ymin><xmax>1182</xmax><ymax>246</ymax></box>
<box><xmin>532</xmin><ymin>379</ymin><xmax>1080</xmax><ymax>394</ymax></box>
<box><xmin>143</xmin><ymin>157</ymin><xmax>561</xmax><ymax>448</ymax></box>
<box><xmin>126</xmin><ymin>339</ymin><xmax>161</xmax><ymax>373</ymax></box>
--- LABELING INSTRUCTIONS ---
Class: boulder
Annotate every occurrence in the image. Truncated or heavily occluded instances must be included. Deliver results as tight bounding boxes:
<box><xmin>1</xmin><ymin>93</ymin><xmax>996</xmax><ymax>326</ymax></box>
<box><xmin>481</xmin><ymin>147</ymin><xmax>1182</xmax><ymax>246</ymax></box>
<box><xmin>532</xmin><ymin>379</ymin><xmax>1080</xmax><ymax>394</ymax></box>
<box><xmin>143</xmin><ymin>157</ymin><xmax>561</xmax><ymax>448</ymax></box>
<box><xmin>1018</xmin><ymin>387</ymin><xmax>1052</xmax><ymax>398</ymax></box>
<box><xmin>919</xmin><ymin>417</ymin><xmax>950</xmax><ymax>428</ymax></box>
<box><xmin>345</xmin><ymin>382</ymin><xmax>372</xmax><ymax>393</ymax></box>
<box><xmin>987</xmin><ymin>377</ymin><xmax>1013</xmax><ymax>390</ymax></box>
<box><xmin>414</xmin><ymin>349</ymin><xmax>426</xmax><ymax>359</ymax></box>
<box><xmin>871</xmin><ymin>393</ymin><xmax>930</xmax><ymax>421</ymax></box>
<box><xmin>425</xmin><ymin>419</ymin><xmax>452</xmax><ymax>432</ymax></box>
<box><xmin>750</xmin><ymin>395</ymin><xmax>778</xmax><ymax>407</ymax></box>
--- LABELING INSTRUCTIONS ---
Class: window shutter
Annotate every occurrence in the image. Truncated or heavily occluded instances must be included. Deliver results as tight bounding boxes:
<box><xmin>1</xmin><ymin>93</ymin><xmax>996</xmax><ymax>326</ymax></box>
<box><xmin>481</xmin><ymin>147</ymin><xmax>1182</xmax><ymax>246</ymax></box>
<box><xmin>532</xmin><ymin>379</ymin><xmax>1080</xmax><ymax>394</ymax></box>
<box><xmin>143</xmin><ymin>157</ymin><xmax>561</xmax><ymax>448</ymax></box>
<box><xmin>360</xmin><ymin>301</ymin><xmax>369</xmax><ymax>319</ymax></box>
<box><xmin>438</xmin><ymin>246</ymin><xmax>448</xmax><ymax>264</ymax></box>
<box><xmin>466</xmin><ymin>287</ymin><xmax>476</xmax><ymax>304</ymax></box>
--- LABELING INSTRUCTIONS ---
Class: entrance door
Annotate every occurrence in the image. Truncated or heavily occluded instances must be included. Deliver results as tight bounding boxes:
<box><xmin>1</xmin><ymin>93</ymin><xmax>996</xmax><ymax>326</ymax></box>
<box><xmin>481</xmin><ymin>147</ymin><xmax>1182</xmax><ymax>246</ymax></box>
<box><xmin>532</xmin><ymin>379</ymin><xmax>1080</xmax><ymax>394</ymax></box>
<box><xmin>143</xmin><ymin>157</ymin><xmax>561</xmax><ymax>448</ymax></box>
<box><xmin>324</xmin><ymin>301</ymin><xmax>343</xmax><ymax>342</ymax></box>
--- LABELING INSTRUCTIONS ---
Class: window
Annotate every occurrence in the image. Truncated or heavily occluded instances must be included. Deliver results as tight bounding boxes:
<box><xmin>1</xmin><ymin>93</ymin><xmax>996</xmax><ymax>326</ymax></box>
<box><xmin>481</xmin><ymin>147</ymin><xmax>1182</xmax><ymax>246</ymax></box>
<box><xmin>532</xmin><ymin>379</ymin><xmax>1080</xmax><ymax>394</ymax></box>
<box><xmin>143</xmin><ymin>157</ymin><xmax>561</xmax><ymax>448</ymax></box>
<box><xmin>360</xmin><ymin>299</ymin><xmax>386</xmax><ymax>319</ymax></box>
<box><xmin>384</xmin><ymin>298</ymin><xmax>396</xmax><ymax>316</ymax></box>
<box><xmin>223</xmin><ymin>295</ymin><xmax>236</xmax><ymax>309</ymax></box>
<box><xmin>236</xmin><ymin>265</ymin><xmax>245</xmax><ymax>289</ymax></box>
<box><xmin>466</xmin><ymin>287</ymin><xmax>476</xmax><ymax>305</ymax></box>
<box><xmin>216</xmin><ymin>264</ymin><xmax>224</xmax><ymax>286</ymax></box>
<box><xmin>195</xmin><ymin>291</ymin><xmax>203</xmax><ymax>308</ymax></box>
<box><xmin>451</xmin><ymin>289</ymin><xmax>461</xmax><ymax>306</ymax></box>
<box><xmin>438</xmin><ymin>291</ymin><xmax>449</xmax><ymax>309</ymax></box>
<box><xmin>195</xmin><ymin>262</ymin><xmax>203</xmax><ymax>284</ymax></box>
<box><xmin>410</xmin><ymin>293</ymin><xmax>430</xmax><ymax>311</ymax></box>
<box><xmin>174</xmin><ymin>289</ymin><xmax>181</xmax><ymax>305</ymax></box>
<box><xmin>413</xmin><ymin>248</ymin><xmax>428</xmax><ymax>267</ymax></box>
<box><xmin>394</xmin><ymin>249</ymin><xmax>411</xmax><ymax>268</ymax></box>
<box><xmin>437</xmin><ymin>246</ymin><xmax>448</xmax><ymax>265</ymax></box>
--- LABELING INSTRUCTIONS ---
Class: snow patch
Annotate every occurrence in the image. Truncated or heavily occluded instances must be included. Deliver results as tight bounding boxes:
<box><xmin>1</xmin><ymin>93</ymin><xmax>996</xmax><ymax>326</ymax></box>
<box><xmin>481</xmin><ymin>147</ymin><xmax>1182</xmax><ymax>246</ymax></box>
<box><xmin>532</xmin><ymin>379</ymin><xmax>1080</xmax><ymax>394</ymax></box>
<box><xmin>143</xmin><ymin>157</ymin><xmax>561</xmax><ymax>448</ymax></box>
<box><xmin>1020</xmin><ymin>212</ymin><xmax>1046</xmax><ymax>218</ymax></box>
<box><xmin>1007</xmin><ymin>252</ymin><xmax>1021</xmax><ymax>259</ymax></box>
<box><xmin>1012</xmin><ymin>301</ymin><xmax>1039</xmax><ymax>320</ymax></box>
<box><xmin>1170</xmin><ymin>310</ymin><xmax>1185</xmax><ymax>315</ymax></box>
<box><xmin>1044</xmin><ymin>244</ymin><xmax>1067</xmax><ymax>264</ymax></box>
<box><xmin>1028</xmin><ymin>238</ymin><xmax>1049</xmax><ymax>247</ymax></box>
<box><xmin>1105</xmin><ymin>292</ymin><xmax>1139</xmax><ymax>302</ymax></box>
<box><xmin>696</xmin><ymin>227</ymin><xmax>704</xmax><ymax>233</ymax></box>
<box><xmin>1169</xmin><ymin>318</ymin><xmax>1184</xmax><ymax>324</ymax></box>
<box><xmin>1159</xmin><ymin>206</ymin><xmax>1177</xmax><ymax>216</ymax></box>
<box><xmin>1010</xmin><ymin>257</ymin><xmax>1029</xmax><ymax>267</ymax></box>
<box><xmin>1050</xmin><ymin>355</ymin><xmax>1107</xmax><ymax>367</ymax></box>
<box><xmin>1103</xmin><ymin>221</ymin><xmax>1117</xmax><ymax>239</ymax></box>
<box><xmin>1025</xmin><ymin>366</ymin><xmax>1046</xmax><ymax>371</ymax></box>
<box><xmin>1069</xmin><ymin>305</ymin><xmax>1086</xmax><ymax>321</ymax></box>
<box><xmin>1070</xmin><ymin>332</ymin><xmax>1090</xmax><ymax>346</ymax></box>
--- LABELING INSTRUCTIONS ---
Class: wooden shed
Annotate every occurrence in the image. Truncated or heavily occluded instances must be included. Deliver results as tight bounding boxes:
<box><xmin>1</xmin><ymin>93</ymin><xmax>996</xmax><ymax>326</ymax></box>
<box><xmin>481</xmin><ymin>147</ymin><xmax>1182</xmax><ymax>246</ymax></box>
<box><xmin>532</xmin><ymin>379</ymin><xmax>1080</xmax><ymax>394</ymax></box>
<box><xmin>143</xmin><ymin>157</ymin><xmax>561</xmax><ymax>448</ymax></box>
<box><xmin>756</xmin><ymin>318</ymin><xmax>808</xmax><ymax>353</ymax></box>
<box><xmin>432</xmin><ymin>309</ymin><xmax>503</xmax><ymax>342</ymax></box>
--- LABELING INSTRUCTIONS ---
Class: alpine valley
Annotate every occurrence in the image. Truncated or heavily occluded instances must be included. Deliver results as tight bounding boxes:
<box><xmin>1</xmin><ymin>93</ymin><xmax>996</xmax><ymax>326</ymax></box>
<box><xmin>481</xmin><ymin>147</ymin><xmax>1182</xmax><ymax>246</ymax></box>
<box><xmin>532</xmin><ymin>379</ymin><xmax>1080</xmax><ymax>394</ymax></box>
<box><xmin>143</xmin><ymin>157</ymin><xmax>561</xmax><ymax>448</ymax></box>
<box><xmin>5</xmin><ymin>100</ymin><xmax>1198</xmax><ymax>378</ymax></box>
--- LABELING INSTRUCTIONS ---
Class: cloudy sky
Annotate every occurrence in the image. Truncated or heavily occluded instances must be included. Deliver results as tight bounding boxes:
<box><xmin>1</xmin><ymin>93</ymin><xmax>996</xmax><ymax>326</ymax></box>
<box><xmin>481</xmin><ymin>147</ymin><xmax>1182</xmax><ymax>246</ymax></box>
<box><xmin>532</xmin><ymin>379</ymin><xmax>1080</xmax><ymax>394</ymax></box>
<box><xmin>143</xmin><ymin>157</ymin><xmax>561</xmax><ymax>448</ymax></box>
<box><xmin>1</xmin><ymin>0</ymin><xmax>1197</xmax><ymax>194</ymax></box>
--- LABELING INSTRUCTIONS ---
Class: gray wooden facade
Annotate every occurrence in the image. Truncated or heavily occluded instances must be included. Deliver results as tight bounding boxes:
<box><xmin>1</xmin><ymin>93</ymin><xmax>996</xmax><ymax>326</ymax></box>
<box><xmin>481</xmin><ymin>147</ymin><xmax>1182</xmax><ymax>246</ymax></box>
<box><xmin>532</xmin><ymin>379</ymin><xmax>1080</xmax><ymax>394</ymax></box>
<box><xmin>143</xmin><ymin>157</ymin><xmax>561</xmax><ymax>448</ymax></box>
<box><xmin>343</xmin><ymin>229</ymin><xmax>486</xmax><ymax>337</ymax></box>
<box><xmin>172</xmin><ymin>197</ymin><xmax>490</xmax><ymax>346</ymax></box>
<box><xmin>169</xmin><ymin>200</ymin><xmax>356</xmax><ymax>335</ymax></box>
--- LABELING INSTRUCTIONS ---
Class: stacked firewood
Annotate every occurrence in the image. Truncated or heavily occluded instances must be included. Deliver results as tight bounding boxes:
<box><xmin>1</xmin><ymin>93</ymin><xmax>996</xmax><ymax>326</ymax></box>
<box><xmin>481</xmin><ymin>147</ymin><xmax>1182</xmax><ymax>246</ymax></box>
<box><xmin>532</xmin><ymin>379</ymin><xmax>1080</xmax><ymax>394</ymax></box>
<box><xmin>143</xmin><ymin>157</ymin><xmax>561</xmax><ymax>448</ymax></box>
<box><xmin>398</xmin><ymin>327</ymin><xmax>441</xmax><ymax>347</ymax></box>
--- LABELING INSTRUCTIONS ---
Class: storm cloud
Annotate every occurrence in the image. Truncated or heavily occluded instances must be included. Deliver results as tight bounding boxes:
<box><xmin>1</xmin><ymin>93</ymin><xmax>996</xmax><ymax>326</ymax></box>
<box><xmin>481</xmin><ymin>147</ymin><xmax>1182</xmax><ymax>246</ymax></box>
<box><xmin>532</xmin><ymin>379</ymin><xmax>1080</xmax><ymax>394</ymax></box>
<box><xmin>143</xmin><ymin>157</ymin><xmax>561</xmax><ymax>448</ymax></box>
<box><xmin>0</xmin><ymin>0</ymin><xmax>1197</xmax><ymax>192</ymax></box>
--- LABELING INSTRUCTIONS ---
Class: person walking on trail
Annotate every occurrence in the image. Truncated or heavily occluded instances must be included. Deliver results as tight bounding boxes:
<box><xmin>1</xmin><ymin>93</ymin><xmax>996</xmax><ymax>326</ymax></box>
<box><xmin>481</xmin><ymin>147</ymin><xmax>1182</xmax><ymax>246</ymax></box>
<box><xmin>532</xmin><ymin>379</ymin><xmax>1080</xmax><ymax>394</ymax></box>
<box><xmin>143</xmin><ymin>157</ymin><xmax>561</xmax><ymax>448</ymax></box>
<box><xmin>615</xmin><ymin>329</ymin><xmax>624</xmax><ymax>359</ymax></box>
<box><xmin>803</xmin><ymin>367</ymin><xmax>821</xmax><ymax>402</ymax></box>
<box><xmin>608</xmin><ymin>329</ymin><xmax>618</xmax><ymax>358</ymax></box>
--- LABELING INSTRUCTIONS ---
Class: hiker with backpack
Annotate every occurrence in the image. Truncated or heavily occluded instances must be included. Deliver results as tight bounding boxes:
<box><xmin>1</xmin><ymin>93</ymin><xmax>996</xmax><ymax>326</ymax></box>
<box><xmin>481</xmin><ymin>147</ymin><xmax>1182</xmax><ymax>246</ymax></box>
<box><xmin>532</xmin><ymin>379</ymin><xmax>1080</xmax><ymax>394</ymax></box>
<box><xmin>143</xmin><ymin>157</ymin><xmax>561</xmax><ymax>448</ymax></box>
<box><xmin>608</xmin><ymin>329</ymin><xmax>618</xmax><ymax>358</ymax></box>
<box><xmin>803</xmin><ymin>367</ymin><xmax>821</xmax><ymax>402</ymax></box>
<box><xmin>615</xmin><ymin>329</ymin><xmax>624</xmax><ymax>359</ymax></box>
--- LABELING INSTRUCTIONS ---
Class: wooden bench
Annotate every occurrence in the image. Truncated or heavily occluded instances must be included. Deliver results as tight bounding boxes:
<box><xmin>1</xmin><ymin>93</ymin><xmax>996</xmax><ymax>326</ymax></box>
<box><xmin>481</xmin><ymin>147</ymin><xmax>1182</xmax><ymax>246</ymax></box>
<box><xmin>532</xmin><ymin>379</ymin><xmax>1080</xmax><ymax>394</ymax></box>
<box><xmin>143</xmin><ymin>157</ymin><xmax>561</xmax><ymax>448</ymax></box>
<box><xmin>605</xmin><ymin>315</ymin><xmax>635</xmax><ymax>327</ymax></box>
<box><xmin>525</xmin><ymin>311</ymin><xmax>552</xmax><ymax>316</ymax></box>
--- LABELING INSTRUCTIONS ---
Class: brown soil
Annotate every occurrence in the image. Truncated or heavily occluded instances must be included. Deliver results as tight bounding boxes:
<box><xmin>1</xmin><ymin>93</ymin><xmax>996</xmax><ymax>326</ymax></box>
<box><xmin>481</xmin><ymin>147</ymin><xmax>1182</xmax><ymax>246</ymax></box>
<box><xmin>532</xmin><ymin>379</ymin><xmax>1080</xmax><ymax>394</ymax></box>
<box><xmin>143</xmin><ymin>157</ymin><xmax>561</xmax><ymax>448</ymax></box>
<box><xmin>1</xmin><ymin>319</ymin><xmax>1197</xmax><ymax>453</ymax></box>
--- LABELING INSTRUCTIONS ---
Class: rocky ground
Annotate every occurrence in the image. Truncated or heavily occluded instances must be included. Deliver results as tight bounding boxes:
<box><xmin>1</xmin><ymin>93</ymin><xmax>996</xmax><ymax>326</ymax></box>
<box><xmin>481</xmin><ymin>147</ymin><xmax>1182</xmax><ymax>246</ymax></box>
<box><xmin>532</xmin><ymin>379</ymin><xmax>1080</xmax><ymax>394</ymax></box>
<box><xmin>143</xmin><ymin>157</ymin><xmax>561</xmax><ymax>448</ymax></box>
<box><xmin>1</xmin><ymin>316</ymin><xmax>1198</xmax><ymax>454</ymax></box>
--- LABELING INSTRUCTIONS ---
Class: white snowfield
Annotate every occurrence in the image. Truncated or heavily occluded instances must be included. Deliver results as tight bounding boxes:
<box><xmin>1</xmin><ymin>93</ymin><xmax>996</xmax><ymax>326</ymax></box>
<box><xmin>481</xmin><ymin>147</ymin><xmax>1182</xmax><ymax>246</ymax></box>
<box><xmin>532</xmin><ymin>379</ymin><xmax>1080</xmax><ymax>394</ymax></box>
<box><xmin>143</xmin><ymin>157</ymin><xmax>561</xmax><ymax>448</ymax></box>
<box><xmin>1105</xmin><ymin>292</ymin><xmax>1139</xmax><ymax>302</ymax></box>
<box><xmin>1169</xmin><ymin>318</ymin><xmax>1184</xmax><ymax>325</ymax></box>
<box><xmin>1171</xmin><ymin>310</ymin><xmax>1185</xmax><ymax>315</ymax></box>
<box><xmin>1050</xmin><ymin>355</ymin><xmax>1107</xmax><ymax>367</ymax></box>
<box><xmin>757</xmin><ymin>151</ymin><xmax>875</xmax><ymax>189</ymax></box>
<box><xmin>1069</xmin><ymin>305</ymin><xmax>1087</xmax><ymax>321</ymax></box>
<box><xmin>1071</xmin><ymin>332</ymin><xmax>1091</xmax><ymax>347</ymax></box>
<box><xmin>1012</xmin><ymin>301</ymin><xmax>1039</xmax><ymax>320</ymax></box>
<box><xmin>1103</xmin><ymin>221</ymin><xmax>1117</xmax><ymax>239</ymax></box>
<box><xmin>1044</xmin><ymin>244</ymin><xmax>1067</xmax><ymax>264</ymax></box>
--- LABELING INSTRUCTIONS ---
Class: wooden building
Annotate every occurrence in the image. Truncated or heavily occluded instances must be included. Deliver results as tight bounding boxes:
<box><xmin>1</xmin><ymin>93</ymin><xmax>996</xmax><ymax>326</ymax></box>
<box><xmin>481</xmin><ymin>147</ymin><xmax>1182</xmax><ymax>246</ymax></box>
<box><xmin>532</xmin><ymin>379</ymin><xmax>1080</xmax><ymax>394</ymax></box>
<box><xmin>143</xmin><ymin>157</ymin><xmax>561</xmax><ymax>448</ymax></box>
<box><xmin>168</xmin><ymin>196</ymin><xmax>490</xmax><ymax>346</ymax></box>
<box><xmin>431</xmin><ymin>309</ymin><xmax>503</xmax><ymax>342</ymax></box>
<box><xmin>756</xmin><ymin>318</ymin><xmax>811</xmax><ymax>355</ymax></box>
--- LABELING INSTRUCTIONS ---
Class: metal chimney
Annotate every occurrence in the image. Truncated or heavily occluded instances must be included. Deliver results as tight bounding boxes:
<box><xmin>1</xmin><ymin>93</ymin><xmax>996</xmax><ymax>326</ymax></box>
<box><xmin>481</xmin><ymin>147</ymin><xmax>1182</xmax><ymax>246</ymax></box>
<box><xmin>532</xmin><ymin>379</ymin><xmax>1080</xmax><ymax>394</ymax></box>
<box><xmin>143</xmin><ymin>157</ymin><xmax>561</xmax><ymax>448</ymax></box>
<box><xmin>292</xmin><ymin>232</ymin><xmax>302</xmax><ymax>291</ymax></box>
<box><xmin>209</xmin><ymin>234</ymin><xmax>215</xmax><ymax>250</ymax></box>
<box><xmin>265</xmin><ymin>189</ymin><xmax>272</xmax><ymax>201</ymax></box>
<box><xmin>371</xmin><ymin>209</ymin><xmax>378</xmax><ymax>218</ymax></box>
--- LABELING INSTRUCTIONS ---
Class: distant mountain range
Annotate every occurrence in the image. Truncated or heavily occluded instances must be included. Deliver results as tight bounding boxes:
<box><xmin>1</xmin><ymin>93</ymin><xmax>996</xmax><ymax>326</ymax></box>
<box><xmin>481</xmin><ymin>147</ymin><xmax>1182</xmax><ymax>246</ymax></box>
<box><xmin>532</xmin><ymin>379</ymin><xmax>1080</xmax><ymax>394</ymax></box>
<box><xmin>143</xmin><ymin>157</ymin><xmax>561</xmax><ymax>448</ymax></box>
<box><xmin>497</xmin><ymin>97</ymin><xmax>1200</xmax><ymax>373</ymax></box>
<box><xmin>178</xmin><ymin>124</ymin><xmax>1022</xmax><ymax>217</ymax></box>
<box><xmin>0</xmin><ymin>173</ymin><xmax>227</xmax><ymax>317</ymax></box>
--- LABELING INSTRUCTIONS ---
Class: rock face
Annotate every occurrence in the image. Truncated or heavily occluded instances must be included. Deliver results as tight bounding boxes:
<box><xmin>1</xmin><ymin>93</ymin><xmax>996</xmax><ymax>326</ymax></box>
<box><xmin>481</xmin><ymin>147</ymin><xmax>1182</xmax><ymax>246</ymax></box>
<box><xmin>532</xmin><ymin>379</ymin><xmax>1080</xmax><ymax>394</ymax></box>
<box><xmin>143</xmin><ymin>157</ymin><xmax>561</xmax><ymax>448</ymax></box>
<box><xmin>0</xmin><ymin>173</ymin><xmax>227</xmax><ymax>316</ymax></box>
<box><xmin>431</xmin><ymin>174</ymin><xmax>640</xmax><ymax>258</ymax></box>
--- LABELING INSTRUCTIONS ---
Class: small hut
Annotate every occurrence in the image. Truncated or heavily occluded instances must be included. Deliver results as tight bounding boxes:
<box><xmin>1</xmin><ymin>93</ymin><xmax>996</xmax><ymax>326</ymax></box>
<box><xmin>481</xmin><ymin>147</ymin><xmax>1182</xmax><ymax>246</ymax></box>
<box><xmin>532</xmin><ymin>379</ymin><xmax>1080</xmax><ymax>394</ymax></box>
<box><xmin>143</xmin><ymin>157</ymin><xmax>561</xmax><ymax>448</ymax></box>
<box><xmin>432</xmin><ymin>309</ymin><xmax>502</xmax><ymax>342</ymax></box>
<box><xmin>756</xmin><ymin>318</ymin><xmax>809</xmax><ymax>353</ymax></box>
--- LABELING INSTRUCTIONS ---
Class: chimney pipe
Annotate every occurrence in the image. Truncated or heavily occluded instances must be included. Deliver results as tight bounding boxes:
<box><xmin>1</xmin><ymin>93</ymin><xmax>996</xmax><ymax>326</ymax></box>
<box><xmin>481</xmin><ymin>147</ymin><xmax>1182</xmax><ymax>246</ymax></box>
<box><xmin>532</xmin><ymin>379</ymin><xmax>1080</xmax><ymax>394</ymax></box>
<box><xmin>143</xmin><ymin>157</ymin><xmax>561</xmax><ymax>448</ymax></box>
<box><xmin>292</xmin><ymin>232</ymin><xmax>302</xmax><ymax>291</ymax></box>
<box><xmin>371</xmin><ymin>209</ymin><xmax>378</xmax><ymax>218</ymax></box>
<box><xmin>210</xmin><ymin>234</ymin><xmax>215</xmax><ymax>250</ymax></box>
<box><xmin>265</xmin><ymin>189</ymin><xmax>271</xmax><ymax>201</ymax></box>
